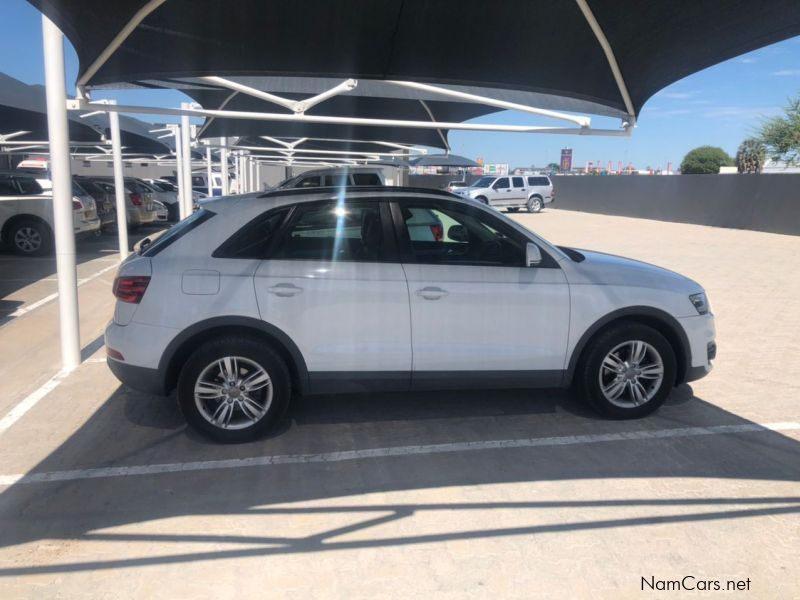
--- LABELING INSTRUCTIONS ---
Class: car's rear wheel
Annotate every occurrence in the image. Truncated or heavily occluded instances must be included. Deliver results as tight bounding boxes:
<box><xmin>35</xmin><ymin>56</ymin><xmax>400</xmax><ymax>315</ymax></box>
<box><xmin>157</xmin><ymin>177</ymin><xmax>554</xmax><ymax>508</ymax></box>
<box><xmin>9</xmin><ymin>219</ymin><xmax>53</xmax><ymax>256</ymax></box>
<box><xmin>577</xmin><ymin>323</ymin><xmax>676</xmax><ymax>419</ymax></box>
<box><xmin>177</xmin><ymin>337</ymin><xmax>291</xmax><ymax>442</ymax></box>
<box><xmin>527</xmin><ymin>196</ymin><xmax>543</xmax><ymax>213</ymax></box>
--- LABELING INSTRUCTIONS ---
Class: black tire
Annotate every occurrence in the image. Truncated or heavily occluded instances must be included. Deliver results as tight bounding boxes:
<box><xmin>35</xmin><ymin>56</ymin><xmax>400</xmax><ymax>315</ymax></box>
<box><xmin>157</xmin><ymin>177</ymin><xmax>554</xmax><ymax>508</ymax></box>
<box><xmin>8</xmin><ymin>218</ymin><xmax>53</xmax><ymax>256</ymax></box>
<box><xmin>527</xmin><ymin>196</ymin><xmax>543</xmax><ymax>213</ymax></box>
<box><xmin>475</xmin><ymin>196</ymin><xmax>489</xmax><ymax>205</ymax></box>
<box><xmin>177</xmin><ymin>336</ymin><xmax>291</xmax><ymax>443</ymax></box>
<box><xmin>576</xmin><ymin>323</ymin><xmax>676</xmax><ymax>419</ymax></box>
<box><xmin>507</xmin><ymin>207</ymin><xmax>520</xmax><ymax>213</ymax></box>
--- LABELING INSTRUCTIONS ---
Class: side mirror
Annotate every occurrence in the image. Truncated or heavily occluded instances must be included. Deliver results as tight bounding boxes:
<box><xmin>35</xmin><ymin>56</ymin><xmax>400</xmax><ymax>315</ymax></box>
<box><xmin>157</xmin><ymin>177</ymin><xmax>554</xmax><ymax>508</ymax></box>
<box><xmin>526</xmin><ymin>242</ymin><xmax>542</xmax><ymax>267</ymax></box>
<box><xmin>448</xmin><ymin>224</ymin><xmax>468</xmax><ymax>242</ymax></box>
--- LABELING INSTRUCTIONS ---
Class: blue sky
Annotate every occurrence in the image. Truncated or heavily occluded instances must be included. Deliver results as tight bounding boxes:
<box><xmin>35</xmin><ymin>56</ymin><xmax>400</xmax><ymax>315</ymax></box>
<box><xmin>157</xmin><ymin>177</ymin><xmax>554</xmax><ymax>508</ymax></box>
<box><xmin>2</xmin><ymin>0</ymin><xmax>799</xmax><ymax>170</ymax></box>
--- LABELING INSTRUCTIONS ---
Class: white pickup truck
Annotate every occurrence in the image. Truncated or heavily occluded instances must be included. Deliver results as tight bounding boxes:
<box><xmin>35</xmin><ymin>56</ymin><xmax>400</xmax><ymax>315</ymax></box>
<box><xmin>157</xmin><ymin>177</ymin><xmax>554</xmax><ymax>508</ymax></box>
<box><xmin>0</xmin><ymin>170</ymin><xmax>100</xmax><ymax>256</ymax></box>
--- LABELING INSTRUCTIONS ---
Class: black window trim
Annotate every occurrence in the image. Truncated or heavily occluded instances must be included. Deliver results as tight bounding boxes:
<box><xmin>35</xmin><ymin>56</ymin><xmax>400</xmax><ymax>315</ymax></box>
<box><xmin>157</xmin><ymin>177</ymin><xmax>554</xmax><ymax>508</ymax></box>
<box><xmin>212</xmin><ymin>206</ymin><xmax>294</xmax><ymax>259</ymax></box>
<box><xmin>389</xmin><ymin>198</ymin><xmax>560</xmax><ymax>269</ymax></box>
<box><xmin>264</xmin><ymin>198</ymin><xmax>400</xmax><ymax>264</ymax></box>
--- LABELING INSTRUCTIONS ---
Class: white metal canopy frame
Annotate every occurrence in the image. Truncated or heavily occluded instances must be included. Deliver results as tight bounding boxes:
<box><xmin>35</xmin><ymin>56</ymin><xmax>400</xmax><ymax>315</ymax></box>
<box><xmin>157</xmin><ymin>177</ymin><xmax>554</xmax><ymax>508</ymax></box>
<box><xmin>33</xmin><ymin>0</ymin><xmax>800</xmax><ymax>370</ymax></box>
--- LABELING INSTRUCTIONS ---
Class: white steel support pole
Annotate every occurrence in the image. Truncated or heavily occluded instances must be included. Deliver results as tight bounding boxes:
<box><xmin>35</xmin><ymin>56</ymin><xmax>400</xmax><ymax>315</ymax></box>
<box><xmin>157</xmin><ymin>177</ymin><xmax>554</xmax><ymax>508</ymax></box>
<box><xmin>249</xmin><ymin>157</ymin><xmax>255</xmax><ymax>192</ymax></box>
<box><xmin>42</xmin><ymin>15</ymin><xmax>80</xmax><ymax>370</ymax></box>
<box><xmin>108</xmin><ymin>105</ymin><xmax>129</xmax><ymax>259</ymax></box>
<box><xmin>174</xmin><ymin>129</ymin><xmax>186</xmax><ymax>218</ymax></box>
<box><xmin>234</xmin><ymin>153</ymin><xmax>241</xmax><ymax>194</ymax></box>
<box><xmin>220</xmin><ymin>137</ymin><xmax>229</xmax><ymax>195</ymax></box>
<box><xmin>255</xmin><ymin>160</ymin><xmax>261</xmax><ymax>192</ymax></box>
<box><xmin>180</xmin><ymin>104</ymin><xmax>193</xmax><ymax>217</ymax></box>
<box><xmin>205</xmin><ymin>144</ymin><xmax>213</xmax><ymax>196</ymax></box>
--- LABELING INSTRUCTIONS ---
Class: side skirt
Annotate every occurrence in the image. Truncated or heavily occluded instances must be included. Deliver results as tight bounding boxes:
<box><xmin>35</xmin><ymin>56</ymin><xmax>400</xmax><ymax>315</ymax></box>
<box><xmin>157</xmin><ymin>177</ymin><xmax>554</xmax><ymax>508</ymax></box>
<box><xmin>307</xmin><ymin>370</ymin><xmax>566</xmax><ymax>395</ymax></box>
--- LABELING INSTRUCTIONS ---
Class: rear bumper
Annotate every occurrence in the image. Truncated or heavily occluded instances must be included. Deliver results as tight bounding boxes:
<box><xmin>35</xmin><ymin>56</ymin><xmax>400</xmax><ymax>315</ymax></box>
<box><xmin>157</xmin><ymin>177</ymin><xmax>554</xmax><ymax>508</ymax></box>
<box><xmin>107</xmin><ymin>357</ymin><xmax>167</xmax><ymax>395</ymax></box>
<box><xmin>73</xmin><ymin>216</ymin><xmax>101</xmax><ymax>234</ymax></box>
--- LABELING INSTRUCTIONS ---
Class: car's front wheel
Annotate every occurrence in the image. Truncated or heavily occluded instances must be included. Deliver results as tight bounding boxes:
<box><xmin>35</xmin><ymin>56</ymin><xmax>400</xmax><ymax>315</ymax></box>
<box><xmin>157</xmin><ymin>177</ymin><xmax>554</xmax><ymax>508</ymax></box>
<box><xmin>177</xmin><ymin>337</ymin><xmax>291</xmax><ymax>442</ymax></box>
<box><xmin>577</xmin><ymin>323</ymin><xmax>676</xmax><ymax>419</ymax></box>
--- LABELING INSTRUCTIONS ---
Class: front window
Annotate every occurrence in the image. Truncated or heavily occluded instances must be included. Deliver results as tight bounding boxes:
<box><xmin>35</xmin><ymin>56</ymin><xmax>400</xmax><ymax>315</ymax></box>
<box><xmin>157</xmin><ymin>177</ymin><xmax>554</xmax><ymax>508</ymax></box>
<box><xmin>492</xmin><ymin>177</ymin><xmax>510</xmax><ymax>190</ymax></box>
<box><xmin>273</xmin><ymin>201</ymin><xmax>386</xmax><ymax>262</ymax></box>
<box><xmin>297</xmin><ymin>176</ymin><xmax>321</xmax><ymax>188</ymax></box>
<box><xmin>399</xmin><ymin>201</ymin><xmax>526</xmax><ymax>267</ymax></box>
<box><xmin>471</xmin><ymin>176</ymin><xmax>494</xmax><ymax>188</ymax></box>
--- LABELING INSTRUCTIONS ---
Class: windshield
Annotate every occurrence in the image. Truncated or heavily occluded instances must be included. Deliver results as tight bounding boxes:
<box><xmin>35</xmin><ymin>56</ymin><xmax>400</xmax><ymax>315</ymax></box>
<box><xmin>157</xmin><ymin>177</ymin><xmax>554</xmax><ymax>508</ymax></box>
<box><xmin>471</xmin><ymin>177</ymin><xmax>495</xmax><ymax>188</ymax></box>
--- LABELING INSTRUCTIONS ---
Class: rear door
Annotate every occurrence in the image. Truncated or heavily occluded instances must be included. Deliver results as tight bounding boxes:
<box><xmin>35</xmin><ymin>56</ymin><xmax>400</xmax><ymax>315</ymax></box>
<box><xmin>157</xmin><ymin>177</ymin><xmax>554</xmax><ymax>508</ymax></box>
<box><xmin>253</xmin><ymin>198</ymin><xmax>412</xmax><ymax>390</ymax></box>
<box><xmin>511</xmin><ymin>176</ymin><xmax>527</xmax><ymax>203</ymax></box>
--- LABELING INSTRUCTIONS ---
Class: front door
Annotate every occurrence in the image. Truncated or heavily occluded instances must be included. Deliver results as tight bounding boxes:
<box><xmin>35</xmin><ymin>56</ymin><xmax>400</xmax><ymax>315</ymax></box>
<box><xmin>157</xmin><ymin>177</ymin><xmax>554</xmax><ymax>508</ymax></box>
<box><xmin>392</xmin><ymin>199</ymin><xmax>570</xmax><ymax>386</ymax></box>
<box><xmin>489</xmin><ymin>176</ymin><xmax>514</xmax><ymax>206</ymax></box>
<box><xmin>254</xmin><ymin>199</ymin><xmax>412</xmax><ymax>391</ymax></box>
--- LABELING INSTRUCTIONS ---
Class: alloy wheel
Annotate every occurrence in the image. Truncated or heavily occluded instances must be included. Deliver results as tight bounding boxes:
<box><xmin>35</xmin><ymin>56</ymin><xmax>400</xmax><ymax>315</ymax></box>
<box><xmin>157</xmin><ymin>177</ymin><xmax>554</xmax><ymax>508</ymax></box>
<box><xmin>194</xmin><ymin>356</ymin><xmax>273</xmax><ymax>430</ymax></box>
<box><xmin>597</xmin><ymin>340</ymin><xmax>664</xmax><ymax>408</ymax></box>
<box><xmin>14</xmin><ymin>226</ymin><xmax>42</xmax><ymax>253</ymax></box>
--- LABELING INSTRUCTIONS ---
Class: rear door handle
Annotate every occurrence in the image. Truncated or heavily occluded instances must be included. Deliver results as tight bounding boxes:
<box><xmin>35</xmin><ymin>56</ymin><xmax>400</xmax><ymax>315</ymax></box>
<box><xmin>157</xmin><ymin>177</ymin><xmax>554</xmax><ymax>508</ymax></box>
<box><xmin>268</xmin><ymin>283</ymin><xmax>303</xmax><ymax>297</ymax></box>
<box><xmin>416</xmin><ymin>286</ymin><xmax>449</xmax><ymax>300</ymax></box>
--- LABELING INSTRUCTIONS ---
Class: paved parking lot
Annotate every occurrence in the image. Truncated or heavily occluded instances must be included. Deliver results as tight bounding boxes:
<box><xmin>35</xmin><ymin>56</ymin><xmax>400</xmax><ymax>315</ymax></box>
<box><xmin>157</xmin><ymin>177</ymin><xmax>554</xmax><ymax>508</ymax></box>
<box><xmin>0</xmin><ymin>211</ymin><xmax>798</xmax><ymax>598</ymax></box>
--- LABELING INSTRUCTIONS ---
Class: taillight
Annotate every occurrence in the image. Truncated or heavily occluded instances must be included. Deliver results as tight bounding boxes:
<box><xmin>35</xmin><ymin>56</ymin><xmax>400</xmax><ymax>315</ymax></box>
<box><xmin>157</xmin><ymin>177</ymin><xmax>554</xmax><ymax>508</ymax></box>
<box><xmin>113</xmin><ymin>276</ymin><xmax>150</xmax><ymax>303</ymax></box>
<box><xmin>72</xmin><ymin>199</ymin><xmax>83</xmax><ymax>210</ymax></box>
<box><xmin>129</xmin><ymin>192</ymin><xmax>142</xmax><ymax>206</ymax></box>
<box><xmin>430</xmin><ymin>224</ymin><xmax>443</xmax><ymax>241</ymax></box>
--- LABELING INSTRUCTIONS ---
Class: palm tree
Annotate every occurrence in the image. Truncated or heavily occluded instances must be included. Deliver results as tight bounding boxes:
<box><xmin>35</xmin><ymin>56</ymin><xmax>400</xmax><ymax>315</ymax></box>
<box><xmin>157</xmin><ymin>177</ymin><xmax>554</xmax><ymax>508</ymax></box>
<box><xmin>736</xmin><ymin>138</ymin><xmax>766</xmax><ymax>174</ymax></box>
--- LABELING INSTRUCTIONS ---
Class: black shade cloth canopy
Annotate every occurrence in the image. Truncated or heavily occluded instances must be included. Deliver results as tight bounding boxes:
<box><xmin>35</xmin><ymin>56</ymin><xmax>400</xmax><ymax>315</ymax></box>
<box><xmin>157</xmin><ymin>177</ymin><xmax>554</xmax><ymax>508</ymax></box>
<box><xmin>410</xmin><ymin>154</ymin><xmax>478</xmax><ymax>168</ymax></box>
<box><xmin>185</xmin><ymin>85</ymin><xmax>498</xmax><ymax>150</ymax></box>
<box><xmin>28</xmin><ymin>0</ymin><xmax>800</xmax><ymax>118</ymax></box>
<box><xmin>0</xmin><ymin>73</ymin><xmax>173</xmax><ymax>154</ymax></box>
<box><xmin>0</xmin><ymin>72</ymin><xmax>103</xmax><ymax>142</ymax></box>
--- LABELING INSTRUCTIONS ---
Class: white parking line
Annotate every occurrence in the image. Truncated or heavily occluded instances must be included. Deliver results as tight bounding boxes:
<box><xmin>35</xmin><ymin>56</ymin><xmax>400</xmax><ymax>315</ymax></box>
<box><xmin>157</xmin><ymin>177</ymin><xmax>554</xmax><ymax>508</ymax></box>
<box><xmin>1</xmin><ymin>262</ymin><xmax>118</xmax><ymax>324</ymax></box>
<box><xmin>0</xmin><ymin>351</ymin><xmax>108</xmax><ymax>437</ymax></box>
<box><xmin>1</xmin><ymin>422</ymin><xmax>797</xmax><ymax>487</ymax></box>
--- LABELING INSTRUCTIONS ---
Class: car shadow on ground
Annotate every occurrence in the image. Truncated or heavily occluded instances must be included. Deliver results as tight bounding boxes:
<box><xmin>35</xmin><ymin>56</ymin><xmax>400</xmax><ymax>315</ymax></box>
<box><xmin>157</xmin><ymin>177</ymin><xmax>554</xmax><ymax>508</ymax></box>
<box><xmin>0</xmin><ymin>383</ymin><xmax>798</xmax><ymax>576</ymax></box>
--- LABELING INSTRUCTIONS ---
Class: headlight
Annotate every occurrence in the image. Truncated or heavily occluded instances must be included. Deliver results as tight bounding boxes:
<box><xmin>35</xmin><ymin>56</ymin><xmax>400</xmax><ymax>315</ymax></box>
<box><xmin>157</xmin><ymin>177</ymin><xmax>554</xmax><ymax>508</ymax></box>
<box><xmin>689</xmin><ymin>292</ymin><xmax>710</xmax><ymax>315</ymax></box>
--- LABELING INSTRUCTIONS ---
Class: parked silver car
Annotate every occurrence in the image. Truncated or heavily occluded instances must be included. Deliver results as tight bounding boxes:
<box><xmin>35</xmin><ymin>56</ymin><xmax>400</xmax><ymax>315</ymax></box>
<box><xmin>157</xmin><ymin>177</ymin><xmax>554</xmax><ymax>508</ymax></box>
<box><xmin>456</xmin><ymin>175</ymin><xmax>554</xmax><ymax>213</ymax></box>
<box><xmin>85</xmin><ymin>177</ymin><xmax>158</xmax><ymax>228</ymax></box>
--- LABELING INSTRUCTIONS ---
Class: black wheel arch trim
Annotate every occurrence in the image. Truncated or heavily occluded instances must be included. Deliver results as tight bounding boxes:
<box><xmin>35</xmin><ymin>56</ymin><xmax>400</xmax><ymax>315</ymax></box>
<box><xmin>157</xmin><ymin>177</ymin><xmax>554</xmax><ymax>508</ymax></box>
<box><xmin>158</xmin><ymin>316</ymin><xmax>310</xmax><ymax>394</ymax></box>
<box><xmin>564</xmin><ymin>306</ymin><xmax>692</xmax><ymax>386</ymax></box>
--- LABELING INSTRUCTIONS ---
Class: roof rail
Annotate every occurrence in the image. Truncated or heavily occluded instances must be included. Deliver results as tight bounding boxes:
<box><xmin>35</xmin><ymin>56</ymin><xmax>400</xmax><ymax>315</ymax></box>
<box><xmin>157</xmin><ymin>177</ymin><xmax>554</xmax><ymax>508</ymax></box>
<box><xmin>258</xmin><ymin>185</ymin><xmax>461</xmax><ymax>200</ymax></box>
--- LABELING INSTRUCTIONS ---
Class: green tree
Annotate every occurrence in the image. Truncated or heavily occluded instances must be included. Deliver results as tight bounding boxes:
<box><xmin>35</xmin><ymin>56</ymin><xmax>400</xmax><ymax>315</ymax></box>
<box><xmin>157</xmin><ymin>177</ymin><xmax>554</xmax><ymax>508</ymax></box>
<box><xmin>680</xmin><ymin>146</ymin><xmax>734</xmax><ymax>174</ymax></box>
<box><xmin>736</xmin><ymin>138</ymin><xmax>766</xmax><ymax>173</ymax></box>
<box><xmin>546</xmin><ymin>162</ymin><xmax>560</xmax><ymax>173</ymax></box>
<box><xmin>759</xmin><ymin>96</ymin><xmax>800</xmax><ymax>166</ymax></box>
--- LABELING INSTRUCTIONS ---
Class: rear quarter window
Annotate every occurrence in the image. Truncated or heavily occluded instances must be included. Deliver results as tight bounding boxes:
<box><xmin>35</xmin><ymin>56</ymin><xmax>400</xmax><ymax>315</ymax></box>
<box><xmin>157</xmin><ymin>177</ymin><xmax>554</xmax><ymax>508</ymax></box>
<box><xmin>141</xmin><ymin>208</ymin><xmax>216</xmax><ymax>257</ymax></box>
<box><xmin>352</xmin><ymin>173</ymin><xmax>381</xmax><ymax>185</ymax></box>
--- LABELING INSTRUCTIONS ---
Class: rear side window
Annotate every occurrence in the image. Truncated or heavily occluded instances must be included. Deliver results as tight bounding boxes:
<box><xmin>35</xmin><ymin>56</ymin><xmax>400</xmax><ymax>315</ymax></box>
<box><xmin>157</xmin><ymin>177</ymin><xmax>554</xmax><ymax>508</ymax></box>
<box><xmin>512</xmin><ymin>176</ymin><xmax>524</xmax><ymax>188</ymax></box>
<box><xmin>15</xmin><ymin>177</ymin><xmax>43</xmax><ymax>195</ymax></box>
<box><xmin>272</xmin><ymin>201</ymin><xmax>387</xmax><ymax>262</ymax></box>
<box><xmin>527</xmin><ymin>176</ymin><xmax>550</xmax><ymax>186</ymax></box>
<box><xmin>352</xmin><ymin>173</ymin><xmax>381</xmax><ymax>186</ymax></box>
<box><xmin>141</xmin><ymin>208</ymin><xmax>215</xmax><ymax>257</ymax></box>
<box><xmin>213</xmin><ymin>208</ymin><xmax>290</xmax><ymax>259</ymax></box>
<box><xmin>323</xmin><ymin>174</ymin><xmax>348</xmax><ymax>187</ymax></box>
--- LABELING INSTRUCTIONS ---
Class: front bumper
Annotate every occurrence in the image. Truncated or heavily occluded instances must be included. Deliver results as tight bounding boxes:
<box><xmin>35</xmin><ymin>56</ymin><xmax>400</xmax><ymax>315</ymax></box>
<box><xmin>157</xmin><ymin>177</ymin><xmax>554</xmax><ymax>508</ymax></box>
<box><xmin>677</xmin><ymin>313</ymin><xmax>716</xmax><ymax>383</ymax></box>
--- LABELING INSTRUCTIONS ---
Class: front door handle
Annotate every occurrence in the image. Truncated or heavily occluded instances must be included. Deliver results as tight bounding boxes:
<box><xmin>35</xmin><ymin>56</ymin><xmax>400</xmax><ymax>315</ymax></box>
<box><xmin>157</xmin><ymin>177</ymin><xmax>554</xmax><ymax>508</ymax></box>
<box><xmin>268</xmin><ymin>283</ymin><xmax>303</xmax><ymax>297</ymax></box>
<box><xmin>416</xmin><ymin>286</ymin><xmax>449</xmax><ymax>300</ymax></box>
